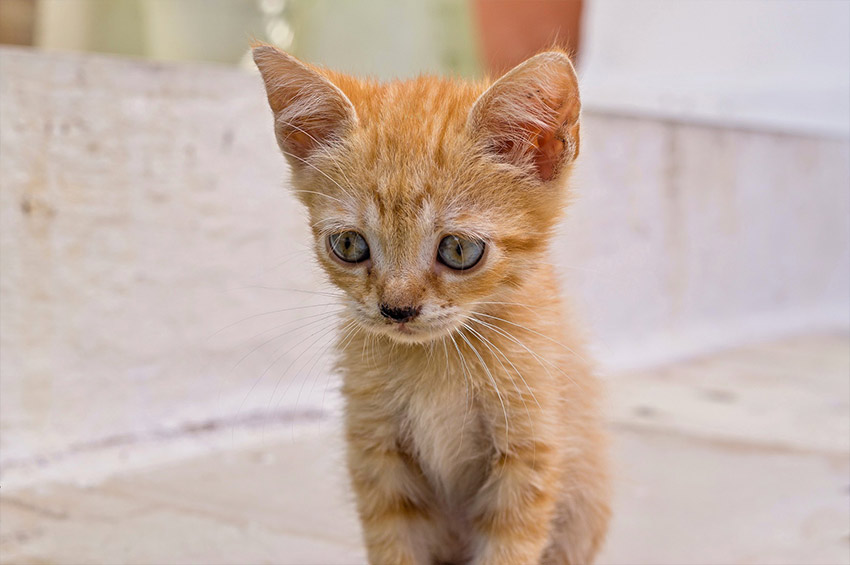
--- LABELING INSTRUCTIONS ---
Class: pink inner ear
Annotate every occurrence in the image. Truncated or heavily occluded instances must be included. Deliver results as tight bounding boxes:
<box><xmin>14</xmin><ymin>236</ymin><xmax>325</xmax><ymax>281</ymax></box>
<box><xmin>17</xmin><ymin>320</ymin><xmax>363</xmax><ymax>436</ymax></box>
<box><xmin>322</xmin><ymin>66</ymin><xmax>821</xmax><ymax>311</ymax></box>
<box><xmin>279</xmin><ymin>122</ymin><xmax>338</xmax><ymax>162</ymax></box>
<box><xmin>484</xmin><ymin>116</ymin><xmax>571</xmax><ymax>182</ymax></box>
<box><xmin>254</xmin><ymin>47</ymin><xmax>355</xmax><ymax>165</ymax></box>
<box><xmin>490</xmin><ymin>96</ymin><xmax>576</xmax><ymax>181</ymax></box>
<box><xmin>281</xmin><ymin>130</ymin><xmax>313</xmax><ymax>161</ymax></box>
<box><xmin>533</xmin><ymin>97</ymin><xmax>577</xmax><ymax>181</ymax></box>
<box><xmin>470</xmin><ymin>52</ymin><xmax>581</xmax><ymax>183</ymax></box>
<box><xmin>273</xmin><ymin>100</ymin><xmax>355</xmax><ymax>164</ymax></box>
<box><xmin>534</xmin><ymin>131</ymin><xmax>565</xmax><ymax>182</ymax></box>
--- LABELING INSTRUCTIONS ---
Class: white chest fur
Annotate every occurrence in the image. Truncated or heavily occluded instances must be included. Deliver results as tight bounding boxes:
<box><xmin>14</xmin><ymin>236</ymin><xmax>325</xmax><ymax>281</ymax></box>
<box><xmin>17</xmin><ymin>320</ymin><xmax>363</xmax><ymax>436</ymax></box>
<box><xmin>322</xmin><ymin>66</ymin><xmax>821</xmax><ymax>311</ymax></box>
<box><xmin>402</xmin><ymin>376</ymin><xmax>491</xmax><ymax>502</ymax></box>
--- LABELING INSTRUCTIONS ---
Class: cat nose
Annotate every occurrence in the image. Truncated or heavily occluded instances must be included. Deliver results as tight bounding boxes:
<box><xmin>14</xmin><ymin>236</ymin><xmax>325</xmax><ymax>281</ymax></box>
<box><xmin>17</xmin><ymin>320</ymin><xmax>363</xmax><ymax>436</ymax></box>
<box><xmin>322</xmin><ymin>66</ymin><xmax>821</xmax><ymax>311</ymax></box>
<box><xmin>379</xmin><ymin>304</ymin><xmax>420</xmax><ymax>323</ymax></box>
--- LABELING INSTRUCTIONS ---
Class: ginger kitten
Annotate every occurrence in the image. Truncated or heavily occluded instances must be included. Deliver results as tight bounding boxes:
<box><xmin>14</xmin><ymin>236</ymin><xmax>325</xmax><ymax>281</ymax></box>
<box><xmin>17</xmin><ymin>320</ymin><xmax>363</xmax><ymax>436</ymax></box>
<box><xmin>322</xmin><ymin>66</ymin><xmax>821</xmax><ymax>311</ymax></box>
<box><xmin>253</xmin><ymin>45</ymin><xmax>610</xmax><ymax>565</ymax></box>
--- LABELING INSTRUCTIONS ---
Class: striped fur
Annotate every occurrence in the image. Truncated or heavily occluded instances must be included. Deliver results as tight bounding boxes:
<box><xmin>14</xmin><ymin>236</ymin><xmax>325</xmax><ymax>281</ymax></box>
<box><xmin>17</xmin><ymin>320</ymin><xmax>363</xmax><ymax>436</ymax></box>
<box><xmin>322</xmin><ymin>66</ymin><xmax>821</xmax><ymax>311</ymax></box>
<box><xmin>254</xmin><ymin>45</ymin><xmax>610</xmax><ymax>565</ymax></box>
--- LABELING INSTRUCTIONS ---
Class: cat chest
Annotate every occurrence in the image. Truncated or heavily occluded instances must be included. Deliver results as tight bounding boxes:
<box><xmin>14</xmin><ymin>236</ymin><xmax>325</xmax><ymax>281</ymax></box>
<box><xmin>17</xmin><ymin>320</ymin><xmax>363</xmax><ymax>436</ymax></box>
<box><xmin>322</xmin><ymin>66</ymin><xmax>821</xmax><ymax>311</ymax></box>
<box><xmin>402</xmin><ymin>386</ymin><xmax>491</xmax><ymax>500</ymax></box>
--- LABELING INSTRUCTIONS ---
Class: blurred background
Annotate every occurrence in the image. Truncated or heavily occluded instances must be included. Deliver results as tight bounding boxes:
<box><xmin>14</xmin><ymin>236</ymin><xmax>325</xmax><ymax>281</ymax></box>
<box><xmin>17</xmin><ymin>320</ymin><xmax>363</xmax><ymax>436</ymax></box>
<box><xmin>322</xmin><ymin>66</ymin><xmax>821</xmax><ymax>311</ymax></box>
<box><xmin>3</xmin><ymin>0</ymin><xmax>849</xmax><ymax>133</ymax></box>
<box><xmin>1</xmin><ymin>1</ymin><xmax>848</xmax><ymax>564</ymax></box>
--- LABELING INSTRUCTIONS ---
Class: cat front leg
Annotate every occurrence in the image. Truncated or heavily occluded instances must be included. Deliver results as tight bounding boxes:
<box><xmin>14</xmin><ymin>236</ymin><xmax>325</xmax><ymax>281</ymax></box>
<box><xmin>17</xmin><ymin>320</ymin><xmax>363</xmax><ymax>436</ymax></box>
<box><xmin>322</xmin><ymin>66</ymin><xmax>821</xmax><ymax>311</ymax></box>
<box><xmin>345</xmin><ymin>413</ymin><xmax>433</xmax><ymax>565</ymax></box>
<box><xmin>470</xmin><ymin>442</ymin><xmax>560</xmax><ymax>565</ymax></box>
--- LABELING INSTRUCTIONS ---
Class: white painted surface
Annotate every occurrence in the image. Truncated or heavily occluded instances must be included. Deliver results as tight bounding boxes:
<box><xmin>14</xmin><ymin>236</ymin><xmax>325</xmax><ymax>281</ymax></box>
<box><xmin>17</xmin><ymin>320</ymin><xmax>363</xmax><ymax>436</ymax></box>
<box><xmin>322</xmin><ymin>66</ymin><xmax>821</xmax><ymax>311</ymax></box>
<box><xmin>1</xmin><ymin>47</ymin><xmax>848</xmax><ymax>471</ymax></box>
<box><xmin>581</xmin><ymin>0</ymin><xmax>850</xmax><ymax>137</ymax></box>
<box><xmin>565</xmin><ymin>115</ymin><xmax>850</xmax><ymax>368</ymax></box>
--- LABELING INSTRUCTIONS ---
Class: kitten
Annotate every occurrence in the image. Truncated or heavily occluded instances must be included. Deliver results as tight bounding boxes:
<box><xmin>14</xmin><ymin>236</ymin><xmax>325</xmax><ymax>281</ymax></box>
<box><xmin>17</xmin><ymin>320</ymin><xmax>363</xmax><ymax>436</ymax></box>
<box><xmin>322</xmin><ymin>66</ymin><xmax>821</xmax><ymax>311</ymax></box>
<box><xmin>253</xmin><ymin>45</ymin><xmax>610</xmax><ymax>565</ymax></box>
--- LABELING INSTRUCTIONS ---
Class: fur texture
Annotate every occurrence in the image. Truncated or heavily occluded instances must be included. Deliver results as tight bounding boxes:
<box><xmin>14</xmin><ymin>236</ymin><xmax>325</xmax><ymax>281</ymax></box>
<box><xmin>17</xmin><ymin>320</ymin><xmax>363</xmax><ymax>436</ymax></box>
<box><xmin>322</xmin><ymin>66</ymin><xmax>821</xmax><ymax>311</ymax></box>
<box><xmin>253</xmin><ymin>45</ymin><xmax>611</xmax><ymax>565</ymax></box>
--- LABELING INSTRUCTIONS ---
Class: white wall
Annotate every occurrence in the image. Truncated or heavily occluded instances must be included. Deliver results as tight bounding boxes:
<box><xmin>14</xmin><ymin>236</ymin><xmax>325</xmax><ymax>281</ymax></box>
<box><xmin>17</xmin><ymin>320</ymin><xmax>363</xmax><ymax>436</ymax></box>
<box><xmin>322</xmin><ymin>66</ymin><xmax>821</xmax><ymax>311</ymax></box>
<box><xmin>1</xmin><ymin>47</ymin><xmax>848</xmax><ymax>477</ymax></box>
<box><xmin>581</xmin><ymin>0</ymin><xmax>850</xmax><ymax>137</ymax></box>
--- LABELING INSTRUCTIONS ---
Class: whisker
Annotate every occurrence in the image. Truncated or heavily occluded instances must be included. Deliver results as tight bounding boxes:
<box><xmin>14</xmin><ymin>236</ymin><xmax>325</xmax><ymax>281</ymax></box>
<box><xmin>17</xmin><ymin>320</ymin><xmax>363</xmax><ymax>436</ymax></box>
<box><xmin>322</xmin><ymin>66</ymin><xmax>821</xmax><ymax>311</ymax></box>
<box><xmin>213</xmin><ymin>309</ymin><xmax>344</xmax><ymax>415</ymax></box>
<box><xmin>290</xmin><ymin>189</ymin><xmax>346</xmax><ymax>205</ymax></box>
<box><xmin>463</xmin><ymin>319</ymin><xmax>541</xmax><ymax>410</ymax></box>
<box><xmin>230</xmin><ymin>314</ymin><xmax>341</xmax><ymax>430</ymax></box>
<box><xmin>291</xmin><ymin>320</ymin><xmax>351</xmax><ymax>440</ymax></box>
<box><xmin>468</xmin><ymin>316</ymin><xmax>577</xmax><ymax>388</ymax></box>
<box><xmin>279</xmin><ymin>148</ymin><xmax>355</xmax><ymax>202</ymax></box>
<box><xmin>224</xmin><ymin>286</ymin><xmax>344</xmax><ymax>299</ymax></box>
<box><xmin>257</xmin><ymin>248</ymin><xmax>314</xmax><ymax>275</ymax></box>
<box><xmin>475</xmin><ymin>300</ymin><xmax>548</xmax><ymax>312</ymax></box>
<box><xmin>474</xmin><ymin>311</ymin><xmax>589</xmax><ymax>363</ymax></box>
<box><xmin>456</xmin><ymin>327</ymin><xmax>510</xmax><ymax>451</ymax></box>
<box><xmin>276</xmin><ymin>121</ymin><xmax>357</xmax><ymax>200</ymax></box>
<box><xmin>448</xmin><ymin>333</ymin><xmax>473</xmax><ymax>455</ymax></box>
<box><xmin>462</xmin><ymin>321</ymin><xmax>537</xmax><ymax>473</ymax></box>
<box><xmin>360</xmin><ymin>327</ymin><xmax>369</xmax><ymax>364</ymax></box>
<box><xmin>296</xmin><ymin>320</ymin><xmax>356</xmax><ymax>417</ymax></box>
<box><xmin>441</xmin><ymin>336</ymin><xmax>450</xmax><ymax>377</ymax></box>
<box><xmin>368</xmin><ymin>332</ymin><xmax>378</xmax><ymax>368</ymax></box>
<box><xmin>206</xmin><ymin>302</ymin><xmax>343</xmax><ymax>341</ymax></box>
<box><xmin>223</xmin><ymin>309</ymin><xmax>345</xmax><ymax>379</ymax></box>
<box><xmin>320</xmin><ymin>322</ymin><xmax>361</xmax><ymax>416</ymax></box>
<box><xmin>266</xmin><ymin>322</ymin><xmax>340</xmax><ymax>415</ymax></box>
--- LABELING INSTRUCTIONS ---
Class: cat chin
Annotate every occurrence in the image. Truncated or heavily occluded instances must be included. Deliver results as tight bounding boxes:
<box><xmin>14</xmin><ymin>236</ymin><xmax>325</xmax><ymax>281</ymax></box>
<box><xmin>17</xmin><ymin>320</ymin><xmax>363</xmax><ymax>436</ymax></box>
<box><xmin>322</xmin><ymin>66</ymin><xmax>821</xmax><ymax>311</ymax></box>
<box><xmin>365</xmin><ymin>322</ymin><xmax>455</xmax><ymax>346</ymax></box>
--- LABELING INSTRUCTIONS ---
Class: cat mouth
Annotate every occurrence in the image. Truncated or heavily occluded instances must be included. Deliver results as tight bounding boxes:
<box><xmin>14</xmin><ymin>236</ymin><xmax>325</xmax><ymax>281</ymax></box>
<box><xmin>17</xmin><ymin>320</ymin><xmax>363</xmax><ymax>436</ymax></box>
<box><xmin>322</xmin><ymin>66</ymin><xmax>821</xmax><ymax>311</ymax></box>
<box><xmin>385</xmin><ymin>321</ymin><xmax>423</xmax><ymax>341</ymax></box>
<box><xmin>365</xmin><ymin>318</ymin><xmax>452</xmax><ymax>344</ymax></box>
<box><xmin>351</xmin><ymin>310</ymin><xmax>460</xmax><ymax>344</ymax></box>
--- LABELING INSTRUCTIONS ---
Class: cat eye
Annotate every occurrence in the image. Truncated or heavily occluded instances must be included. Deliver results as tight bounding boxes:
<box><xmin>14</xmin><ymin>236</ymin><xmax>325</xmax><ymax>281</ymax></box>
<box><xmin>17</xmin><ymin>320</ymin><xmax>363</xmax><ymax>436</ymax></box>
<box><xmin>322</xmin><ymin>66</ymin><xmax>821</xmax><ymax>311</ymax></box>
<box><xmin>329</xmin><ymin>231</ymin><xmax>370</xmax><ymax>263</ymax></box>
<box><xmin>437</xmin><ymin>235</ymin><xmax>485</xmax><ymax>270</ymax></box>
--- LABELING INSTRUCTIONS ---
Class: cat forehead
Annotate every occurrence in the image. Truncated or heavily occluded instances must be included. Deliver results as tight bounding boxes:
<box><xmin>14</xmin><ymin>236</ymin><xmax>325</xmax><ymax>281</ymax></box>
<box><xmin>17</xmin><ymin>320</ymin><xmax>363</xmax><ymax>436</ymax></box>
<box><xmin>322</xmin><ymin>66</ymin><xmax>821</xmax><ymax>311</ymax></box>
<box><xmin>318</xmin><ymin>188</ymin><xmax>493</xmax><ymax>237</ymax></box>
<box><xmin>307</xmin><ymin>75</ymin><xmax>524</xmax><ymax>231</ymax></box>
<box><xmin>347</xmin><ymin>94</ymin><xmax>483</xmax><ymax>194</ymax></box>
<box><xmin>340</xmin><ymin>75</ymin><xmax>484</xmax><ymax>124</ymax></box>
<box><xmin>336</xmin><ymin>77</ymin><xmax>484</xmax><ymax>160</ymax></box>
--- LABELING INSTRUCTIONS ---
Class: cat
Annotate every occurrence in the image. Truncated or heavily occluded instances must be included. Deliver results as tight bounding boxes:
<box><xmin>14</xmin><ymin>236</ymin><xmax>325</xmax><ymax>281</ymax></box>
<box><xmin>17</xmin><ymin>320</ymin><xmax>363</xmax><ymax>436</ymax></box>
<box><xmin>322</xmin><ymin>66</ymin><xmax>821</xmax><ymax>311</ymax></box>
<box><xmin>253</xmin><ymin>44</ymin><xmax>610</xmax><ymax>565</ymax></box>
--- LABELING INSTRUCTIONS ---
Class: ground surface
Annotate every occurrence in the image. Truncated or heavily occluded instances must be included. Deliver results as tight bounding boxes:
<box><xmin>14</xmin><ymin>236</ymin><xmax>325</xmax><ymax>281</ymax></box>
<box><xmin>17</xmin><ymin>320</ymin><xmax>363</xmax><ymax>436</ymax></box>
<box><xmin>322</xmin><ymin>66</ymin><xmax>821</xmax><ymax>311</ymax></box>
<box><xmin>1</xmin><ymin>333</ymin><xmax>848</xmax><ymax>565</ymax></box>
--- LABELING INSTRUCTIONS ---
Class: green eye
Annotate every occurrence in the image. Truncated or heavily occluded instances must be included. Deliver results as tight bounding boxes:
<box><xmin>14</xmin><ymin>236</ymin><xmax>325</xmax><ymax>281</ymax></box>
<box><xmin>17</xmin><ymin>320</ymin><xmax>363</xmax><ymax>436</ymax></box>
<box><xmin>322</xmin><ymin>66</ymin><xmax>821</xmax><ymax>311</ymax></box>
<box><xmin>437</xmin><ymin>235</ymin><xmax>485</xmax><ymax>270</ymax></box>
<box><xmin>329</xmin><ymin>231</ymin><xmax>369</xmax><ymax>263</ymax></box>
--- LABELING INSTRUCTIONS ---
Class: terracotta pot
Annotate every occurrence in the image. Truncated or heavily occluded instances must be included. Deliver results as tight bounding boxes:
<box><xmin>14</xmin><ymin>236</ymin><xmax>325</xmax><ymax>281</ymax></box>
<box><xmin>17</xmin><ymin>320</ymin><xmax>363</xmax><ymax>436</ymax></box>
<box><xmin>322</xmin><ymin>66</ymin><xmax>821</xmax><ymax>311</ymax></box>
<box><xmin>473</xmin><ymin>0</ymin><xmax>583</xmax><ymax>77</ymax></box>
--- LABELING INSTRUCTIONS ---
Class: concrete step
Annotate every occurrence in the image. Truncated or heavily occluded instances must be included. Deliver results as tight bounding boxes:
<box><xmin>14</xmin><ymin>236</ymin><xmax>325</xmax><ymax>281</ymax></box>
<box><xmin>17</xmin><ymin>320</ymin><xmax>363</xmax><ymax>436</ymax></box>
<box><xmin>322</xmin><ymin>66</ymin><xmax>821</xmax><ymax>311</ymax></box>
<box><xmin>2</xmin><ymin>333</ymin><xmax>847</xmax><ymax>564</ymax></box>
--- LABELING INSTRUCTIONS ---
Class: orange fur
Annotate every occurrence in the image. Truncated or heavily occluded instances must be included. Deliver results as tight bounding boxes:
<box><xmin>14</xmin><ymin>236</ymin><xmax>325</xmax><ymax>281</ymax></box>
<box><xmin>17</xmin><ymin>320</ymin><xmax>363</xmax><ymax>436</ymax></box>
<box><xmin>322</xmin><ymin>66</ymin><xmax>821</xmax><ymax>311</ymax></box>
<box><xmin>253</xmin><ymin>45</ymin><xmax>610</xmax><ymax>565</ymax></box>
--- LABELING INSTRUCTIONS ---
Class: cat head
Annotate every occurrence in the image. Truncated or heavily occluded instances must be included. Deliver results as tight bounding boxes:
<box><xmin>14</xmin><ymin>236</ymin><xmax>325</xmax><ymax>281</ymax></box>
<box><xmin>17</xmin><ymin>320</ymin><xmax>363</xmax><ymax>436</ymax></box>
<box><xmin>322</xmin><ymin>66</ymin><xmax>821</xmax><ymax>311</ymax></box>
<box><xmin>254</xmin><ymin>46</ymin><xmax>581</xmax><ymax>344</ymax></box>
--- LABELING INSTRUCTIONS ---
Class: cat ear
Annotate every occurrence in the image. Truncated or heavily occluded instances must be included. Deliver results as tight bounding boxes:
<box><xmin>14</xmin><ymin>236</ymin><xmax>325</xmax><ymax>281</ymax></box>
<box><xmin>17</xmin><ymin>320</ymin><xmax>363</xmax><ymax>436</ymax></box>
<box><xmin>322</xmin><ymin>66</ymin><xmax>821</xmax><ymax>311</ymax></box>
<box><xmin>252</xmin><ymin>45</ymin><xmax>357</xmax><ymax>164</ymax></box>
<box><xmin>468</xmin><ymin>51</ymin><xmax>581</xmax><ymax>183</ymax></box>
